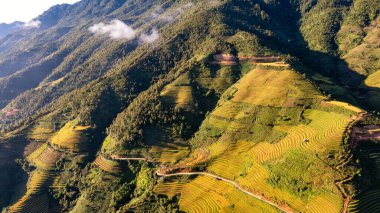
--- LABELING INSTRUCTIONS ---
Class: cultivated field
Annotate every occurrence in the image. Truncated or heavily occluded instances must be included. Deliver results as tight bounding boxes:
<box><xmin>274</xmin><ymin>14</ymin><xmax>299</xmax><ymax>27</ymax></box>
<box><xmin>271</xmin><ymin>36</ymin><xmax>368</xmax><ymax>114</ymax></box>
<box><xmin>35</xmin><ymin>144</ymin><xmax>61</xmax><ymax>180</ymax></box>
<box><xmin>162</xmin><ymin>64</ymin><xmax>359</xmax><ymax>212</ymax></box>
<box><xmin>94</xmin><ymin>154</ymin><xmax>122</xmax><ymax>174</ymax></box>
<box><xmin>161</xmin><ymin>73</ymin><xmax>194</xmax><ymax>110</ymax></box>
<box><xmin>8</xmin><ymin>170</ymin><xmax>55</xmax><ymax>213</ymax></box>
<box><xmin>27</xmin><ymin>143</ymin><xmax>62</xmax><ymax>170</ymax></box>
<box><xmin>348</xmin><ymin>190</ymin><xmax>380</xmax><ymax>213</ymax></box>
<box><xmin>51</xmin><ymin>121</ymin><xmax>90</xmax><ymax>151</ymax></box>
<box><xmin>157</xmin><ymin>175</ymin><xmax>280</xmax><ymax>213</ymax></box>
<box><xmin>149</xmin><ymin>141</ymin><xmax>190</xmax><ymax>164</ymax></box>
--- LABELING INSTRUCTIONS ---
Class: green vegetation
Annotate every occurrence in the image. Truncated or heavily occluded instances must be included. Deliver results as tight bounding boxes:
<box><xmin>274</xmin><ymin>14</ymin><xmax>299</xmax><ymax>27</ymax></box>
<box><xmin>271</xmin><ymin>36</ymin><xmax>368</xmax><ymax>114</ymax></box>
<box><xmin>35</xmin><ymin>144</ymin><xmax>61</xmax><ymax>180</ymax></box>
<box><xmin>1</xmin><ymin>0</ymin><xmax>379</xmax><ymax>212</ymax></box>
<box><xmin>265</xmin><ymin>149</ymin><xmax>332</xmax><ymax>201</ymax></box>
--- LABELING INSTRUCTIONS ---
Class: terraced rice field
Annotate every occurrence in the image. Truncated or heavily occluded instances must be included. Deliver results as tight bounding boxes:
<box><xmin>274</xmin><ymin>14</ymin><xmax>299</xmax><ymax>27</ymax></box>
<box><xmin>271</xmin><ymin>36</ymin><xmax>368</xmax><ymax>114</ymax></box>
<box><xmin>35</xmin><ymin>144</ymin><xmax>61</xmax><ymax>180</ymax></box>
<box><xmin>249</xmin><ymin>109</ymin><xmax>351</xmax><ymax>163</ymax></box>
<box><xmin>27</xmin><ymin>113</ymin><xmax>62</xmax><ymax>141</ymax></box>
<box><xmin>160</xmin><ymin>73</ymin><xmax>193</xmax><ymax>109</ymax></box>
<box><xmin>149</xmin><ymin>142</ymin><xmax>190</xmax><ymax>163</ymax></box>
<box><xmin>207</xmin><ymin>145</ymin><xmax>308</xmax><ymax>211</ymax></box>
<box><xmin>173</xmin><ymin>148</ymin><xmax>210</xmax><ymax>169</ymax></box>
<box><xmin>323</xmin><ymin>101</ymin><xmax>363</xmax><ymax>113</ymax></box>
<box><xmin>27</xmin><ymin>143</ymin><xmax>48</xmax><ymax>162</ymax></box>
<box><xmin>94</xmin><ymin>154</ymin><xmax>121</xmax><ymax>174</ymax></box>
<box><xmin>205</xmin><ymin>115</ymin><xmax>246</xmax><ymax>132</ymax></box>
<box><xmin>27</xmin><ymin>143</ymin><xmax>62</xmax><ymax>170</ymax></box>
<box><xmin>207</xmin><ymin>141</ymin><xmax>256</xmax><ymax>180</ymax></box>
<box><xmin>28</xmin><ymin>126</ymin><xmax>55</xmax><ymax>141</ymax></box>
<box><xmin>348</xmin><ymin>190</ymin><xmax>380</xmax><ymax>212</ymax></box>
<box><xmin>154</xmin><ymin>181</ymin><xmax>186</xmax><ymax>199</ymax></box>
<box><xmin>8</xmin><ymin>170</ymin><xmax>54</xmax><ymax>213</ymax></box>
<box><xmin>50</xmin><ymin>176</ymin><xmax>65</xmax><ymax>190</ymax></box>
<box><xmin>178</xmin><ymin>176</ymin><xmax>279</xmax><ymax>213</ymax></box>
<box><xmin>232</xmin><ymin>69</ymin><xmax>322</xmax><ymax>107</ymax></box>
<box><xmin>51</xmin><ymin>121</ymin><xmax>90</xmax><ymax>151</ymax></box>
<box><xmin>237</xmin><ymin>162</ymin><xmax>306</xmax><ymax>211</ymax></box>
<box><xmin>301</xmin><ymin>110</ymin><xmax>351</xmax><ymax>152</ymax></box>
<box><xmin>8</xmin><ymin>194</ymin><xmax>50</xmax><ymax>213</ymax></box>
<box><xmin>212</xmin><ymin>101</ymin><xmax>249</xmax><ymax>119</ymax></box>
<box><xmin>305</xmin><ymin>194</ymin><xmax>343</xmax><ymax>213</ymax></box>
<box><xmin>161</xmin><ymin>86</ymin><xmax>193</xmax><ymax>108</ymax></box>
<box><xmin>165</xmin><ymin>66</ymin><xmax>359</xmax><ymax>212</ymax></box>
<box><xmin>194</xmin><ymin>106</ymin><xmax>352</xmax><ymax>211</ymax></box>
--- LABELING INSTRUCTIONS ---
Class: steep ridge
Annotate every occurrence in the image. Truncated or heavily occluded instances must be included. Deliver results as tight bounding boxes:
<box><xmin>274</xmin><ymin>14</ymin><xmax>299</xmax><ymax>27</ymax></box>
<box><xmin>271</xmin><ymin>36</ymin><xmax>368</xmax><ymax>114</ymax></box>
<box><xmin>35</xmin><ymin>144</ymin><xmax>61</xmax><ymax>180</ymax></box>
<box><xmin>0</xmin><ymin>0</ymin><xmax>379</xmax><ymax>212</ymax></box>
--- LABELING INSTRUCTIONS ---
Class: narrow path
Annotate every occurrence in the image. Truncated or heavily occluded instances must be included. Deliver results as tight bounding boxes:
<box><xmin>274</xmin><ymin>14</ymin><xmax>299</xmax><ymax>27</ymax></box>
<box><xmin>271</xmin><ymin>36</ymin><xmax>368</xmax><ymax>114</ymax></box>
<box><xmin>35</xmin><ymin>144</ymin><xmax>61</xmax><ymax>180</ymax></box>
<box><xmin>111</xmin><ymin>156</ymin><xmax>291</xmax><ymax>213</ymax></box>
<box><xmin>113</xmin><ymin>157</ymin><xmax>146</xmax><ymax>161</ymax></box>
<box><xmin>156</xmin><ymin>171</ymin><xmax>291</xmax><ymax>213</ymax></box>
<box><xmin>111</xmin><ymin>155</ymin><xmax>293</xmax><ymax>213</ymax></box>
<box><xmin>111</xmin><ymin>155</ymin><xmax>155</xmax><ymax>162</ymax></box>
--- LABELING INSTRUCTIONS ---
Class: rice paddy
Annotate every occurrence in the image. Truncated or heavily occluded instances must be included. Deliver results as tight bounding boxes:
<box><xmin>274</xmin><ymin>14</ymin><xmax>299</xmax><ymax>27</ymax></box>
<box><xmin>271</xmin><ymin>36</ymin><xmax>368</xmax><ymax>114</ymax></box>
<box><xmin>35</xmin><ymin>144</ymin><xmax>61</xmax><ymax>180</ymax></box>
<box><xmin>305</xmin><ymin>194</ymin><xmax>343</xmax><ymax>213</ymax></box>
<box><xmin>28</xmin><ymin>126</ymin><xmax>55</xmax><ymax>141</ymax></box>
<box><xmin>8</xmin><ymin>170</ymin><xmax>54</xmax><ymax>213</ymax></box>
<box><xmin>232</xmin><ymin>69</ymin><xmax>323</xmax><ymax>107</ymax></box>
<box><xmin>176</xmin><ymin>176</ymin><xmax>279</xmax><ymax>212</ymax></box>
<box><xmin>94</xmin><ymin>154</ymin><xmax>122</xmax><ymax>174</ymax></box>
<box><xmin>154</xmin><ymin>181</ymin><xmax>186</xmax><ymax>199</ymax></box>
<box><xmin>27</xmin><ymin>112</ymin><xmax>63</xmax><ymax>141</ymax></box>
<box><xmin>27</xmin><ymin>143</ymin><xmax>62</xmax><ymax>170</ymax></box>
<box><xmin>160</xmin><ymin>73</ymin><xmax>193</xmax><ymax>109</ymax></box>
<box><xmin>51</xmin><ymin>121</ymin><xmax>90</xmax><ymax>151</ymax></box>
<box><xmin>8</xmin><ymin>194</ymin><xmax>50</xmax><ymax>213</ymax></box>
<box><xmin>323</xmin><ymin>101</ymin><xmax>363</xmax><ymax>113</ymax></box>
<box><xmin>348</xmin><ymin>190</ymin><xmax>380</xmax><ymax>213</ymax></box>
<box><xmin>207</xmin><ymin>141</ymin><xmax>256</xmax><ymax>180</ymax></box>
<box><xmin>233</xmin><ymin>109</ymin><xmax>351</xmax><ymax>164</ymax></box>
<box><xmin>169</xmin><ymin>65</ymin><xmax>360</xmax><ymax>212</ymax></box>
<box><xmin>237</xmin><ymin>166</ymin><xmax>307</xmax><ymax>211</ymax></box>
<box><xmin>149</xmin><ymin>141</ymin><xmax>190</xmax><ymax>164</ymax></box>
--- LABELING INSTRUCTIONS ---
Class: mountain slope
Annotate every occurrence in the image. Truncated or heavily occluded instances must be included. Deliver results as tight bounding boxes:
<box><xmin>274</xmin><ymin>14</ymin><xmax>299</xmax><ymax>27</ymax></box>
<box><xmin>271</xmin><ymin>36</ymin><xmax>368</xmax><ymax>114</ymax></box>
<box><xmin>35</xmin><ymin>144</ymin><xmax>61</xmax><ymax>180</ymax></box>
<box><xmin>0</xmin><ymin>0</ymin><xmax>379</xmax><ymax>212</ymax></box>
<box><xmin>0</xmin><ymin>22</ymin><xmax>23</xmax><ymax>39</ymax></box>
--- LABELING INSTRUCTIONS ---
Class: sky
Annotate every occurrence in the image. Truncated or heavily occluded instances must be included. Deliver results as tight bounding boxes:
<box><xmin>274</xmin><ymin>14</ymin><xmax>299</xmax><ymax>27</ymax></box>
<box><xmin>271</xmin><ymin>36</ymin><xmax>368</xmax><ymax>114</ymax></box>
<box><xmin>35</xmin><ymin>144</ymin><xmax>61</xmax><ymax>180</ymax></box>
<box><xmin>0</xmin><ymin>0</ymin><xmax>80</xmax><ymax>23</ymax></box>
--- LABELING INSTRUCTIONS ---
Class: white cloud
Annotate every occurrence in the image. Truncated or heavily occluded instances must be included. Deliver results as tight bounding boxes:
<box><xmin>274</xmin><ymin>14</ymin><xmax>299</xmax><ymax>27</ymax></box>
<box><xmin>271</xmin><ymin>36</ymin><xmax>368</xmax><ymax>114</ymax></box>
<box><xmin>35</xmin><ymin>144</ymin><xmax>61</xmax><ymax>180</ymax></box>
<box><xmin>150</xmin><ymin>7</ymin><xmax>164</xmax><ymax>19</ymax></box>
<box><xmin>89</xmin><ymin>19</ymin><xmax>136</xmax><ymax>40</ymax></box>
<box><xmin>151</xmin><ymin>2</ymin><xmax>195</xmax><ymax>24</ymax></box>
<box><xmin>139</xmin><ymin>28</ymin><xmax>159</xmax><ymax>44</ymax></box>
<box><xmin>23</xmin><ymin>20</ymin><xmax>41</xmax><ymax>28</ymax></box>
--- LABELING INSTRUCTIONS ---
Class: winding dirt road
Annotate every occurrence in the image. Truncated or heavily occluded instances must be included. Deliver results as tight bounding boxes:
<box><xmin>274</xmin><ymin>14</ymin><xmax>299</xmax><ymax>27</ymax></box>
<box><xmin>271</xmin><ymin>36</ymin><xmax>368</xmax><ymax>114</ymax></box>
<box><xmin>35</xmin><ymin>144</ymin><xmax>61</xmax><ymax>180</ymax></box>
<box><xmin>111</xmin><ymin>156</ymin><xmax>290</xmax><ymax>213</ymax></box>
<box><xmin>156</xmin><ymin>170</ymin><xmax>290</xmax><ymax>213</ymax></box>
<box><xmin>111</xmin><ymin>155</ymin><xmax>155</xmax><ymax>162</ymax></box>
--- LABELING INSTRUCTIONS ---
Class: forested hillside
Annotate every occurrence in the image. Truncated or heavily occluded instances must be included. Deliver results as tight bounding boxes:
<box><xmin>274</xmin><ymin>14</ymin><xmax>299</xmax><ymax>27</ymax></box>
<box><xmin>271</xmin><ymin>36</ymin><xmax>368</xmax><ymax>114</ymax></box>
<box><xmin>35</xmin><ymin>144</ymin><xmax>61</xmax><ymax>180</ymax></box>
<box><xmin>0</xmin><ymin>0</ymin><xmax>379</xmax><ymax>212</ymax></box>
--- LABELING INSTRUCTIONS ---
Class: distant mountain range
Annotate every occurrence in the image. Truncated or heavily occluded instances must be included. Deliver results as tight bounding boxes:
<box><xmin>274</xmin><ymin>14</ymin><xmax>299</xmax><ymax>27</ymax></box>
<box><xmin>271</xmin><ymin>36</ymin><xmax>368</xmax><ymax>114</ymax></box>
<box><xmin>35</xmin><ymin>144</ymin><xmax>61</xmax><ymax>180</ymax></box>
<box><xmin>0</xmin><ymin>21</ymin><xmax>23</xmax><ymax>38</ymax></box>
